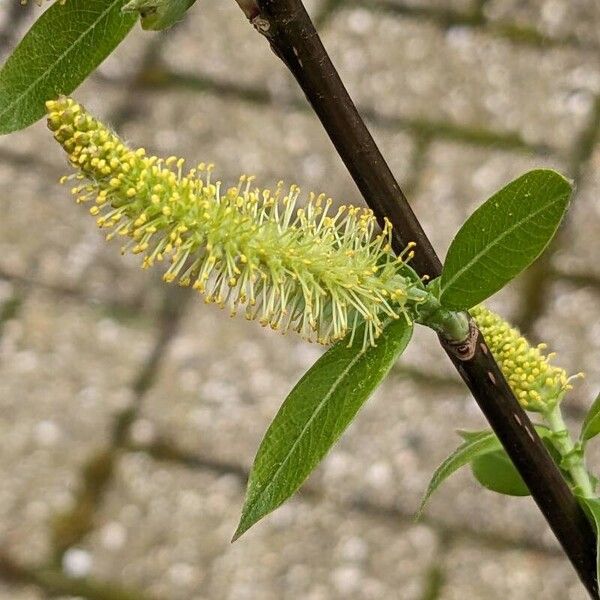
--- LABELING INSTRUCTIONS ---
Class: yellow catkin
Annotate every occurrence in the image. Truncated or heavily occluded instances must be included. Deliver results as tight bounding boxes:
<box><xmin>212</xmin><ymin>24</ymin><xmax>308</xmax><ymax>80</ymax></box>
<box><xmin>47</xmin><ymin>97</ymin><xmax>424</xmax><ymax>347</ymax></box>
<box><xmin>471</xmin><ymin>305</ymin><xmax>581</xmax><ymax>412</ymax></box>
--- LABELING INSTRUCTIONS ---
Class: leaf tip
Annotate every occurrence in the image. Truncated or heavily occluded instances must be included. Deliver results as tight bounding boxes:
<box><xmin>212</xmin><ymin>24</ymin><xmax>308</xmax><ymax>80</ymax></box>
<box><xmin>415</xmin><ymin>494</ymin><xmax>430</xmax><ymax>522</ymax></box>
<box><xmin>532</xmin><ymin>168</ymin><xmax>574</xmax><ymax>196</ymax></box>
<box><xmin>231</xmin><ymin>515</ymin><xmax>252</xmax><ymax>543</ymax></box>
<box><xmin>413</xmin><ymin>506</ymin><xmax>425</xmax><ymax>523</ymax></box>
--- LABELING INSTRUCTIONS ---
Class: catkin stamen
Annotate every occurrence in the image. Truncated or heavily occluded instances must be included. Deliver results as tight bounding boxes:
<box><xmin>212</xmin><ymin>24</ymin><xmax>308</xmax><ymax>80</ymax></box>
<box><xmin>47</xmin><ymin>96</ymin><xmax>422</xmax><ymax>347</ymax></box>
<box><xmin>471</xmin><ymin>305</ymin><xmax>582</xmax><ymax>412</ymax></box>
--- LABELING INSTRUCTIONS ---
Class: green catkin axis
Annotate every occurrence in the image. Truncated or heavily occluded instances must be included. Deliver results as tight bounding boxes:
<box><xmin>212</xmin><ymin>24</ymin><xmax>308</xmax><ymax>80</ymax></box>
<box><xmin>47</xmin><ymin>97</ymin><xmax>424</xmax><ymax>348</ymax></box>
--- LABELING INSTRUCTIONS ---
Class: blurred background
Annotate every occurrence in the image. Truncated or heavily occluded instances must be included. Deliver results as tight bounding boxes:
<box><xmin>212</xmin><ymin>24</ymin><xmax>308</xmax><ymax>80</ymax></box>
<box><xmin>0</xmin><ymin>0</ymin><xmax>599</xmax><ymax>598</ymax></box>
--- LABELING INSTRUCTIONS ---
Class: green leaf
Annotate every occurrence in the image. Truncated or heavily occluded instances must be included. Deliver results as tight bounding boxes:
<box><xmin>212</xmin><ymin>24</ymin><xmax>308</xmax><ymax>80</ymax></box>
<box><xmin>0</xmin><ymin>0</ymin><xmax>136</xmax><ymax>134</ymax></box>
<box><xmin>542</xmin><ymin>435</ymin><xmax>568</xmax><ymax>477</ymax></box>
<box><xmin>577</xmin><ymin>496</ymin><xmax>600</xmax><ymax>589</ymax></box>
<box><xmin>418</xmin><ymin>430</ymin><xmax>502</xmax><ymax>516</ymax></box>
<box><xmin>233</xmin><ymin>318</ymin><xmax>413</xmax><ymax>540</ymax></box>
<box><xmin>581</xmin><ymin>393</ymin><xmax>600</xmax><ymax>444</ymax></box>
<box><xmin>457</xmin><ymin>429</ymin><xmax>488</xmax><ymax>442</ymax></box>
<box><xmin>423</xmin><ymin>426</ymin><xmax>555</xmax><ymax>508</ymax></box>
<box><xmin>471</xmin><ymin>449</ymin><xmax>530</xmax><ymax>497</ymax></box>
<box><xmin>440</xmin><ymin>170</ymin><xmax>572</xmax><ymax>310</ymax></box>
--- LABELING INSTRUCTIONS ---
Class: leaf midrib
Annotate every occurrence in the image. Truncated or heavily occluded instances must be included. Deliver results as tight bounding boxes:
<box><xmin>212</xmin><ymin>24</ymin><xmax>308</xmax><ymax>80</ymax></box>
<box><xmin>241</xmin><ymin>342</ymin><xmax>371</xmax><ymax>524</ymax></box>
<box><xmin>440</xmin><ymin>191</ymin><xmax>564</xmax><ymax>298</ymax></box>
<box><xmin>0</xmin><ymin>0</ymin><xmax>124</xmax><ymax>123</ymax></box>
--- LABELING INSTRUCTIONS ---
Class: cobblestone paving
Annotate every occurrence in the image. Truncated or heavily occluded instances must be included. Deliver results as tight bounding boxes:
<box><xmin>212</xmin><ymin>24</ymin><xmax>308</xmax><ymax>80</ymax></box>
<box><xmin>0</xmin><ymin>0</ymin><xmax>599</xmax><ymax>598</ymax></box>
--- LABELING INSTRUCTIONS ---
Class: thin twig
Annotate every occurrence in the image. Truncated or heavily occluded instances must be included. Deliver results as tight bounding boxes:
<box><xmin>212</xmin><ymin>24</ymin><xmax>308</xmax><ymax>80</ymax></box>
<box><xmin>233</xmin><ymin>0</ymin><xmax>598</xmax><ymax>596</ymax></box>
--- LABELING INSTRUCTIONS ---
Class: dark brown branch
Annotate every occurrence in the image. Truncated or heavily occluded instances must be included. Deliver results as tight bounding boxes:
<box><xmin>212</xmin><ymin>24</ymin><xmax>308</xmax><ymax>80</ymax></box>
<box><xmin>235</xmin><ymin>0</ymin><xmax>598</xmax><ymax>596</ymax></box>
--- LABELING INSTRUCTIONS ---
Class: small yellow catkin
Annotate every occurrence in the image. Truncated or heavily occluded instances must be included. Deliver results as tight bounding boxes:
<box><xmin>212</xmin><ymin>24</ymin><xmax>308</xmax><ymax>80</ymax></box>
<box><xmin>47</xmin><ymin>97</ymin><xmax>423</xmax><ymax>348</ymax></box>
<box><xmin>471</xmin><ymin>305</ymin><xmax>582</xmax><ymax>413</ymax></box>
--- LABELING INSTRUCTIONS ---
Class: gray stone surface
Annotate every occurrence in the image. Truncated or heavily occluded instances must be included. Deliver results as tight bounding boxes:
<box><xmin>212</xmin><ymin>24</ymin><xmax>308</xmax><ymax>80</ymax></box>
<box><xmin>118</xmin><ymin>89</ymin><xmax>415</xmax><ymax>203</ymax></box>
<box><xmin>0</xmin><ymin>0</ymin><xmax>599</xmax><ymax>598</ymax></box>
<box><xmin>536</xmin><ymin>281</ymin><xmax>600</xmax><ymax>410</ymax></box>
<box><xmin>0</xmin><ymin>291</ymin><xmax>154</xmax><ymax>566</ymax></box>
<box><xmin>558</xmin><ymin>145</ymin><xmax>600</xmax><ymax>279</ymax></box>
<box><xmin>386</xmin><ymin>0</ymin><xmax>475</xmax><ymax>11</ymax></box>
<box><xmin>440</xmin><ymin>541</ymin><xmax>588</xmax><ymax>600</ymax></box>
<box><xmin>484</xmin><ymin>0</ymin><xmax>600</xmax><ymax>46</ymax></box>
<box><xmin>0</xmin><ymin>585</ymin><xmax>43</xmax><ymax>600</ymax></box>
<box><xmin>322</xmin><ymin>8</ymin><xmax>600</xmax><ymax>151</ymax></box>
<box><xmin>80</xmin><ymin>453</ymin><xmax>437</xmax><ymax>600</ymax></box>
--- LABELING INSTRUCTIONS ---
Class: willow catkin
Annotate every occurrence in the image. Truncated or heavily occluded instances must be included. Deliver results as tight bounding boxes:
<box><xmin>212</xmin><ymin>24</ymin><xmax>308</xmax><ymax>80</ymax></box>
<box><xmin>471</xmin><ymin>305</ymin><xmax>582</xmax><ymax>412</ymax></box>
<box><xmin>47</xmin><ymin>97</ymin><xmax>424</xmax><ymax>347</ymax></box>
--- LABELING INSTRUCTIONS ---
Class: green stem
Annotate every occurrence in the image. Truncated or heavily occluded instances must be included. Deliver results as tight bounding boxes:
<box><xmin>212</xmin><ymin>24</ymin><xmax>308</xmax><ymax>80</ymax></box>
<box><xmin>546</xmin><ymin>405</ymin><xmax>595</xmax><ymax>499</ymax></box>
<box><xmin>410</xmin><ymin>287</ymin><xmax>470</xmax><ymax>343</ymax></box>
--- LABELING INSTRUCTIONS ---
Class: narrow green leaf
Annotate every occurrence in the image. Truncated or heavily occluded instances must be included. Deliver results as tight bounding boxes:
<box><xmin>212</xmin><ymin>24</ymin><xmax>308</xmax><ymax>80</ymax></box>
<box><xmin>440</xmin><ymin>170</ymin><xmax>572</xmax><ymax>310</ymax></box>
<box><xmin>0</xmin><ymin>0</ymin><xmax>136</xmax><ymax>134</ymax></box>
<box><xmin>577</xmin><ymin>496</ymin><xmax>600</xmax><ymax>589</ymax></box>
<box><xmin>471</xmin><ymin>449</ymin><xmax>530</xmax><ymax>497</ymax></box>
<box><xmin>234</xmin><ymin>318</ymin><xmax>413</xmax><ymax>540</ymax></box>
<box><xmin>581</xmin><ymin>393</ymin><xmax>600</xmax><ymax>444</ymax></box>
<box><xmin>459</xmin><ymin>426</ymin><xmax>552</xmax><ymax>443</ymax></box>
<box><xmin>432</xmin><ymin>426</ymin><xmax>554</xmax><ymax>504</ymax></box>
<box><xmin>457</xmin><ymin>429</ymin><xmax>488</xmax><ymax>442</ymax></box>
<box><xmin>418</xmin><ymin>431</ymin><xmax>502</xmax><ymax>516</ymax></box>
<box><xmin>542</xmin><ymin>436</ymin><xmax>568</xmax><ymax>477</ymax></box>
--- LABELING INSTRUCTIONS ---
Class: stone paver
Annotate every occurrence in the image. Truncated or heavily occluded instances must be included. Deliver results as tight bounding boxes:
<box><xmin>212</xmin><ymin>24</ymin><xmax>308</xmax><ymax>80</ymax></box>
<box><xmin>558</xmin><ymin>144</ymin><xmax>600</xmax><ymax>279</ymax></box>
<box><xmin>80</xmin><ymin>453</ymin><xmax>437</xmax><ymax>600</ymax></box>
<box><xmin>535</xmin><ymin>281</ymin><xmax>600</xmax><ymax>410</ymax></box>
<box><xmin>119</xmin><ymin>89</ymin><xmax>415</xmax><ymax>202</ymax></box>
<box><xmin>387</xmin><ymin>0</ymin><xmax>475</xmax><ymax>12</ymax></box>
<box><xmin>484</xmin><ymin>0</ymin><xmax>600</xmax><ymax>46</ymax></box>
<box><xmin>440</xmin><ymin>540</ymin><xmax>587</xmax><ymax>600</ymax></box>
<box><xmin>322</xmin><ymin>8</ymin><xmax>600</xmax><ymax>151</ymax></box>
<box><xmin>0</xmin><ymin>585</ymin><xmax>43</xmax><ymax>600</ymax></box>
<box><xmin>0</xmin><ymin>291</ymin><xmax>154</xmax><ymax>566</ymax></box>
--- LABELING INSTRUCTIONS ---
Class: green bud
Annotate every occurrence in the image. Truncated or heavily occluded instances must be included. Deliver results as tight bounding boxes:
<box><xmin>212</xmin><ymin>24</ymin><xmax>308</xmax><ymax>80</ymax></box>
<box><xmin>122</xmin><ymin>0</ymin><xmax>197</xmax><ymax>31</ymax></box>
